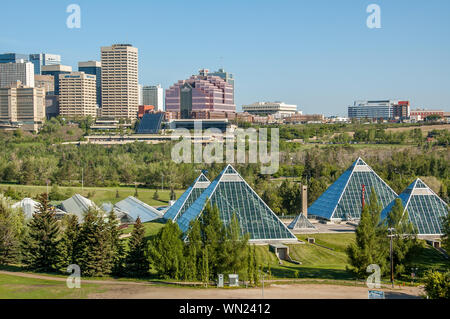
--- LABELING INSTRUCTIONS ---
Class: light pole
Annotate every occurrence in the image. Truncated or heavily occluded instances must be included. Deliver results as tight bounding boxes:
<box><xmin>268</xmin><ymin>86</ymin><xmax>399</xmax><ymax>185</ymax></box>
<box><xmin>388</xmin><ymin>227</ymin><xmax>395</xmax><ymax>289</ymax></box>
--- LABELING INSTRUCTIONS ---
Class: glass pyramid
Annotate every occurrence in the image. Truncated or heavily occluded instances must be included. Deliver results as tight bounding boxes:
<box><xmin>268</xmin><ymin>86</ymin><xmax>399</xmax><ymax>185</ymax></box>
<box><xmin>308</xmin><ymin>157</ymin><xmax>398</xmax><ymax>221</ymax></box>
<box><xmin>176</xmin><ymin>164</ymin><xmax>297</xmax><ymax>242</ymax></box>
<box><xmin>163</xmin><ymin>173</ymin><xmax>211</xmax><ymax>222</ymax></box>
<box><xmin>288</xmin><ymin>213</ymin><xmax>316</xmax><ymax>230</ymax></box>
<box><xmin>381</xmin><ymin>178</ymin><xmax>449</xmax><ymax>235</ymax></box>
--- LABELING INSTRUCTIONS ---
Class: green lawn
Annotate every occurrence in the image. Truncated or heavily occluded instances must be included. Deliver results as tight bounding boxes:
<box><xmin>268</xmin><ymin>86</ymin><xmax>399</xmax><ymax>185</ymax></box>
<box><xmin>255</xmin><ymin>233</ymin><xmax>356</xmax><ymax>280</ymax></box>
<box><xmin>122</xmin><ymin>221</ymin><xmax>165</xmax><ymax>239</ymax></box>
<box><xmin>255</xmin><ymin>233</ymin><xmax>449</xmax><ymax>282</ymax></box>
<box><xmin>0</xmin><ymin>273</ymin><xmax>106</xmax><ymax>299</ymax></box>
<box><xmin>0</xmin><ymin>183</ymin><xmax>184</xmax><ymax>207</ymax></box>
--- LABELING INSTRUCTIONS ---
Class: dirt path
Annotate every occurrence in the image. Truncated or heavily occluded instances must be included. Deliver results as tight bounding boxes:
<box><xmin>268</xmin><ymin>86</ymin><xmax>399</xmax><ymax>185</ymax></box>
<box><xmin>88</xmin><ymin>283</ymin><xmax>423</xmax><ymax>299</ymax></box>
<box><xmin>1</xmin><ymin>270</ymin><xmax>424</xmax><ymax>299</ymax></box>
<box><xmin>0</xmin><ymin>270</ymin><xmax>152</xmax><ymax>286</ymax></box>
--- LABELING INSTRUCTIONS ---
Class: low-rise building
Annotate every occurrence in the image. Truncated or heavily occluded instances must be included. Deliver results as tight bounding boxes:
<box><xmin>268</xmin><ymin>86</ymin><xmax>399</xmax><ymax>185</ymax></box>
<box><xmin>242</xmin><ymin>101</ymin><xmax>298</xmax><ymax>118</ymax></box>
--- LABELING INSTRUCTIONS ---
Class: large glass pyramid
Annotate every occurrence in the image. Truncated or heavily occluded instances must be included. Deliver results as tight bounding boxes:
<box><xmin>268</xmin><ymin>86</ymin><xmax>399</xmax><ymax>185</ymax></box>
<box><xmin>381</xmin><ymin>178</ymin><xmax>449</xmax><ymax>235</ymax></box>
<box><xmin>163</xmin><ymin>173</ymin><xmax>211</xmax><ymax>222</ymax></box>
<box><xmin>288</xmin><ymin>213</ymin><xmax>316</xmax><ymax>230</ymax></box>
<box><xmin>176</xmin><ymin>164</ymin><xmax>297</xmax><ymax>242</ymax></box>
<box><xmin>308</xmin><ymin>157</ymin><xmax>398</xmax><ymax>221</ymax></box>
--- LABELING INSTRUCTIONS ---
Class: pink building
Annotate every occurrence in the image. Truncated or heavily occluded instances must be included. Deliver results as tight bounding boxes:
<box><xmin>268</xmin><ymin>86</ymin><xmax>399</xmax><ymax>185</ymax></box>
<box><xmin>165</xmin><ymin>69</ymin><xmax>235</xmax><ymax>119</ymax></box>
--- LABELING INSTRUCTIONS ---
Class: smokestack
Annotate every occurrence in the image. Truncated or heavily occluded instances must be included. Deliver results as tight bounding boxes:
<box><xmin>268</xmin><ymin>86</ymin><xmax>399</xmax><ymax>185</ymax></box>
<box><xmin>302</xmin><ymin>184</ymin><xmax>308</xmax><ymax>218</ymax></box>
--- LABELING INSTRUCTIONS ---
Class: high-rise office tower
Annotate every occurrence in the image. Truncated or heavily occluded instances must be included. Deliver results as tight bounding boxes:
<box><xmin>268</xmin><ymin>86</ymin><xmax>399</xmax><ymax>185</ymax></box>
<box><xmin>0</xmin><ymin>61</ymin><xmax>35</xmax><ymax>88</ymax></box>
<box><xmin>78</xmin><ymin>61</ymin><xmax>101</xmax><ymax>107</ymax></box>
<box><xmin>0</xmin><ymin>81</ymin><xmax>46</xmax><ymax>131</ymax></box>
<box><xmin>0</xmin><ymin>53</ymin><xmax>29</xmax><ymax>64</ymax></box>
<box><xmin>29</xmin><ymin>53</ymin><xmax>61</xmax><ymax>75</ymax></box>
<box><xmin>209</xmin><ymin>68</ymin><xmax>234</xmax><ymax>103</ymax></box>
<box><xmin>143</xmin><ymin>84</ymin><xmax>163</xmax><ymax>111</ymax></box>
<box><xmin>59</xmin><ymin>72</ymin><xmax>97</xmax><ymax>118</ymax></box>
<box><xmin>166</xmin><ymin>69</ymin><xmax>235</xmax><ymax>119</ymax></box>
<box><xmin>41</xmin><ymin>64</ymin><xmax>72</xmax><ymax>95</ymax></box>
<box><xmin>100</xmin><ymin>44</ymin><xmax>138</xmax><ymax>119</ymax></box>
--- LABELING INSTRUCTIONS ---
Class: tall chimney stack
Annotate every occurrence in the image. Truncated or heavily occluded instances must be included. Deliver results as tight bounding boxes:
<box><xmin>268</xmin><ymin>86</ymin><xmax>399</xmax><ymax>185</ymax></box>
<box><xmin>302</xmin><ymin>184</ymin><xmax>308</xmax><ymax>218</ymax></box>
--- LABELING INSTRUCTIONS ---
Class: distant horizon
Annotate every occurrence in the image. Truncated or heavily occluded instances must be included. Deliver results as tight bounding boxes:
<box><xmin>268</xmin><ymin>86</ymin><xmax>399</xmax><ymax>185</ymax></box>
<box><xmin>1</xmin><ymin>0</ymin><xmax>449</xmax><ymax>116</ymax></box>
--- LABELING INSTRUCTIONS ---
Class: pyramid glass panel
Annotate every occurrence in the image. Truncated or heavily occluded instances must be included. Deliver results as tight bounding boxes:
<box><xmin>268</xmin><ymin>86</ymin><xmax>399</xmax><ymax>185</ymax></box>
<box><xmin>288</xmin><ymin>214</ymin><xmax>316</xmax><ymax>230</ymax></box>
<box><xmin>176</xmin><ymin>165</ymin><xmax>297</xmax><ymax>241</ymax></box>
<box><xmin>381</xmin><ymin>179</ymin><xmax>448</xmax><ymax>235</ymax></box>
<box><xmin>163</xmin><ymin>173</ymin><xmax>210</xmax><ymax>221</ymax></box>
<box><xmin>309</xmin><ymin>157</ymin><xmax>397</xmax><ymax>220</ymax></box>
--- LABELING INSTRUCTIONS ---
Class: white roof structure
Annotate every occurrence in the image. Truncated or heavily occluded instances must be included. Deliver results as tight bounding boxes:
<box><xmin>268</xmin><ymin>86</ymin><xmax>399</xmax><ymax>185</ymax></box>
<box><xmin>60</xmin><ymin>194</ymin><xmax>98</xmax><ymax>222</ymax></box>
<box><xmin>114</xmin><ymin>196</ymin><xmax>163</xmax><ymax>223</ymax></box>
<box><xmin>12</xmin><ymin>198</ymin><xmax>40</xmax><ymax>219</ymax></box>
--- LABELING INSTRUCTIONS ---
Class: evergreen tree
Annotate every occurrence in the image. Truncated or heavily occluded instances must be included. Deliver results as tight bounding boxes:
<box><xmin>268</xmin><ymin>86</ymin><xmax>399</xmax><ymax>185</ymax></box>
<box><xmin>0</xmin><ymin>195</ymin><xmax>25</xmax><ymax>264</ymax></box>
<box><xmin>386</xmin><ymin>199</ymin><xmax>418</xmax><ymax>276</ymax></box>
<box><xmin>148</xmin><ymin>220</ymin><xmax>184</xmax><ymax>279</ymax></box>
<box><xmin>346</xmin><ymin>188</ymin><xmax>388</xmax><ymax>278</ymax></box>
<box><xmin>115</xmin><ymin>189</ymin><xmax>120</xmax><ymax>199</ymax></box>
<box><xmin>125</xmin><ymin>217</ymin><xmax>149</xmax><ymax>277</ymax></box>
<box><xmin>59</xmin><ymin>214</ymin><xmax>80</xmax><ymax>268</ymax></box>
<box><xmin>21</xmin><ymin>193</ymin><xmax>62</xmax><ymax>272</ymax></box>
<box><xmin>153</xmin><ymin>190</ymin><xmax>159</xmax><ymax>201</ymax></box>
<box><xmin>134</xmin><ymin>185</ymin><xmax>139</xmax><ymax>198</ymax></box>
<box><xmin>106</xmin><ymin>210</ymin><xmax>124</xmax><ymax>275</ymax></box>
<box><xmin>76</xmin><ymin>208</ymin><xmax>112</xmax><ymax>277</ymax></box>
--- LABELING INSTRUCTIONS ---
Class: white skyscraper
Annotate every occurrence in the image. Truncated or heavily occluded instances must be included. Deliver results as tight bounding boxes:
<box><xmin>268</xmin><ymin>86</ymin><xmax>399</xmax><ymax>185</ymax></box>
<box><xmin>143</xmin><ymin>84</ymin><xmax>164</xmax><ymax>111</ymax></box>
<box><xmin>0</xmin><ymin>61</ymin><xmax>35</xmax><ymax>88</ymax></box>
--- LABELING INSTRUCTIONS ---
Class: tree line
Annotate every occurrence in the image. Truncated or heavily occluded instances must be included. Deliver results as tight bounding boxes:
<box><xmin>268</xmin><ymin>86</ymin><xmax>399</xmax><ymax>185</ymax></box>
<box><xmin>0</xmin><ymin>193</ymin><xmax>260</xmax><ymax>285</ymax></box>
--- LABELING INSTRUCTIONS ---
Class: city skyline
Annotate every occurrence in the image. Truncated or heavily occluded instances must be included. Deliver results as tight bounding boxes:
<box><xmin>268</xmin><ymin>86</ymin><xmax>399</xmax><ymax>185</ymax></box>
<box><xmin>0</xmin><ymin>0</ymin><xmax>449</xmax><ymax>115</ymax></box>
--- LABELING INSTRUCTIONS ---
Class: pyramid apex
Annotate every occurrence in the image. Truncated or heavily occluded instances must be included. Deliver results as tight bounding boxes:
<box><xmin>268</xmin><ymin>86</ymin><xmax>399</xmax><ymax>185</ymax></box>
<box><xmin>223</xmin><ymin>164</ymin><xmax>238</xmax><ymax>175</ymax></box>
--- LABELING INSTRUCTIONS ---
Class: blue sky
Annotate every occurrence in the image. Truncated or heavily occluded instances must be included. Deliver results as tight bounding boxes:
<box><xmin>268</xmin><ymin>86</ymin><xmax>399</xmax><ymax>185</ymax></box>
<box><xmin>1</xmin><ymin>0</ymin><xmax>449</xmax><ymax>115</ymax></box>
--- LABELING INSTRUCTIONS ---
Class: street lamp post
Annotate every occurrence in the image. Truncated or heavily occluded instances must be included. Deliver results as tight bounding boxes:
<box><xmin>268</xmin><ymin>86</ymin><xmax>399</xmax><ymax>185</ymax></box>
<box><xmin>388</xmin><ymin>227</ymin><xmax>395</xmax><ymax>289</ymax></box>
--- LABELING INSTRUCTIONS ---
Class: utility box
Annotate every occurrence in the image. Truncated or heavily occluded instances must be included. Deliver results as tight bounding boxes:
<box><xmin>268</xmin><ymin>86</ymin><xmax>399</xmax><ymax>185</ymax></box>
<box><xmin>229</xmin><ymin>274</ymin><xmax>239</xmax><ymax>287</ymax></box>
<box><xmin>307</xmin><ymin>237</ymin><xmax>315</xmax><ymax>244</ymax></box>
<box><xmin>217</xmin><ymin>274</ymin><xmax>224</xmax><ymax>288</ymax></box>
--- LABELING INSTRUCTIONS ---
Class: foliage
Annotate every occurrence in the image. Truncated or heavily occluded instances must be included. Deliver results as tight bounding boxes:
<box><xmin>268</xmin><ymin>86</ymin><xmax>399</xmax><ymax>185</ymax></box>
<box><xmin>21</xmin><ymin>193</ymin><xmax>63</xmax><ymax>272</ymax></box>
<box><xmin>75</xmin><ymin>208</ymin><xmax>115</xmax><ymax>277</ymax></box>
<box><xmin>0</xmin><ymin>195</ymin><xmax>26</xmax><ymax>264</ymax></box>
<box><xmin>346</xmin><ymin>189</ymin><xmax>388</xmax><ymax>278</ymax></box>
<box><xmin>125</xmin><ymin>217</ymin><xmax>149</xmax><ymax>277</ymax></box>
<box><xmin>148</xmin><ymin>220</ymin><xmax>184</xmax><ymax>280</ymax></box>
<box><xmin>442</xmin><ymin>211</ymin><xmax>450</xmax><ymax>254</ymax></box>
<box><xmin>423</xmin><ymin>270</ymin><xmax>450</xmax><ymax>299</ymax></box>
<box><xmin>386</xmin><ymin>199</ymin><xmax>419</xmax><ymax>276</ymax></box>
